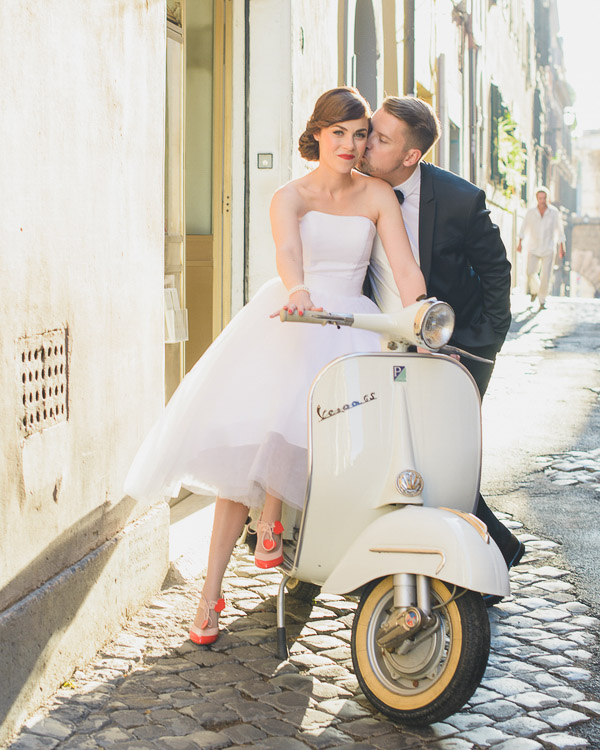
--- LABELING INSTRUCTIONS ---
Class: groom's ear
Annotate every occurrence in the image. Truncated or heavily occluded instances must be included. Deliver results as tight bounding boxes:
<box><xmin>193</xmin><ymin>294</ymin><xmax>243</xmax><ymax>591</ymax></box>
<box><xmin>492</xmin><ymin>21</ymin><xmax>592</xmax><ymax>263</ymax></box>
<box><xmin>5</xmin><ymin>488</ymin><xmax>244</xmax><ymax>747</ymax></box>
<box><xmin>403</xmin><ymin>148</ymin><xmax>422</xmax><ymax>167</ymax></box>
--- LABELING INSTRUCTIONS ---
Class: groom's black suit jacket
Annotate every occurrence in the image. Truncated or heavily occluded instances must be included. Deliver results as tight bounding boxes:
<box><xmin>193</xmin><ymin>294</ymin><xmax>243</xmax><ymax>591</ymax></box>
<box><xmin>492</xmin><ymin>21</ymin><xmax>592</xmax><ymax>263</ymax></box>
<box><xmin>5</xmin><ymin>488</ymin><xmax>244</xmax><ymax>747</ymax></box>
<box><xmin>415</xmin><ymin>164</ymin><xmax>513</xmax><ymax>551</ymax></box>
<box><xmin>417</xmin><ymin>162</ymin><xmax>511</xmax><ymax>352</ymax></box>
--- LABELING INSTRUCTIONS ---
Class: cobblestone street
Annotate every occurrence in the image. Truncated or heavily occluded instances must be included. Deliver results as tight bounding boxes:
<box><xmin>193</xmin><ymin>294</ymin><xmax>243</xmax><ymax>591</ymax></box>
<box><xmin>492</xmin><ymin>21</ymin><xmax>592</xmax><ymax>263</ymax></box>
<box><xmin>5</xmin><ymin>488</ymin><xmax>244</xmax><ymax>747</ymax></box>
<box><xmin>4</xmin><ymin>512</ymin><xmax>599</xmax><ymax>750</ymax></box>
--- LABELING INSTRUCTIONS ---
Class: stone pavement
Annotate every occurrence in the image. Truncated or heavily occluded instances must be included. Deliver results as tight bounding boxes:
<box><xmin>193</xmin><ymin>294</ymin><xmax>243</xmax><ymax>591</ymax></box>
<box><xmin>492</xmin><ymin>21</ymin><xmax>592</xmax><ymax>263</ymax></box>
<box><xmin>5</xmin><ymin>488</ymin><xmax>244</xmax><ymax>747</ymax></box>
<box><xmin>3</xmin><ymin>514</ymin><xmax>600</xmax><ymax>750</ymax></box>
<box><xmin>538</xmin><ymin>448</ymin><xmax>600</xmax><ymax>491</ymax></box>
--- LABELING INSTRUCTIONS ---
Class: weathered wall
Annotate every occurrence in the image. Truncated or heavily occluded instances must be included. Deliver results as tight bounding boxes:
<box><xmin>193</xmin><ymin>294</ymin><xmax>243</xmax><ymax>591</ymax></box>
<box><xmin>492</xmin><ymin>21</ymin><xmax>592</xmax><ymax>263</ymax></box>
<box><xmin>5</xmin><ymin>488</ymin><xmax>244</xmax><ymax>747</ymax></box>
<box><xmin>574</xmin><ymin>131</ymin><xmax>600</xmax><ymax>218</ymax></box>
<box><xmin>0</xmin><ymin>0</ymin><xmax>168</xmax><ymax>739</ymax></box>
<box><xmin>572</xmin><ymin>221</ymin><xmax>600</xmax><ymax>292</ymax></box>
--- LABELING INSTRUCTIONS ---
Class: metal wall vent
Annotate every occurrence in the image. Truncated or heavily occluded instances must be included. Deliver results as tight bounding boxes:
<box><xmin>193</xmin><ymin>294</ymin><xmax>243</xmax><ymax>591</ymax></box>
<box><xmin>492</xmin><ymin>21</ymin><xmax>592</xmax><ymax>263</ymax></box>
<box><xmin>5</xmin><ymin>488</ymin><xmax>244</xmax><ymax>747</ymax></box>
<box><xmin>20</xmin><ymin>329</ymin><xmax>68</xmax><ymax>435</ymax></box>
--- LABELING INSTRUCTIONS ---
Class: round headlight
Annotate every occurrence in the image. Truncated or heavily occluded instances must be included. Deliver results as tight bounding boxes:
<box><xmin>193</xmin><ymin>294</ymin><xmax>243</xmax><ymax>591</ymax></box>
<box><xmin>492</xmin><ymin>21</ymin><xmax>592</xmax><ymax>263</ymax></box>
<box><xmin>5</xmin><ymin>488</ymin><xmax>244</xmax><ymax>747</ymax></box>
<box><xmin>420</xmin><ymin>302</ymin><xmax>455</xmax><ymax>349</ymax></box>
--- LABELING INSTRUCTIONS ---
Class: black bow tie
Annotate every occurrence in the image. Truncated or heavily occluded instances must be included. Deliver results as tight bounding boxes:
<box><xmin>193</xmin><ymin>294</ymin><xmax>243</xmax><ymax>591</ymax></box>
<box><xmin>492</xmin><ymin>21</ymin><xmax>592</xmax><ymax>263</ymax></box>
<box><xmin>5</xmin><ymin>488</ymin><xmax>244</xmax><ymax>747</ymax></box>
<box><xmin>394</xmin><ymin>188</ymin><xmax>405</xmax><ymax>205</ymax></box>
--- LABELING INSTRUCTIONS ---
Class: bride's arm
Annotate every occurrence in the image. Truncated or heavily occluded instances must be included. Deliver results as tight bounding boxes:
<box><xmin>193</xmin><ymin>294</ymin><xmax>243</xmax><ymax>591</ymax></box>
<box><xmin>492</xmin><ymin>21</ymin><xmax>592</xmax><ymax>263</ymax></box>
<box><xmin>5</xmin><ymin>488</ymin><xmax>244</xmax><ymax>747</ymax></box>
<box><xmin>372</xmin><ymin>181</ymin><xmax>426</xmax><ymax>305</ymax></box>
<box><xmin>270</xmin><ymin>188</ymin><xmax>321</xmax><ymax>315</ymax></box>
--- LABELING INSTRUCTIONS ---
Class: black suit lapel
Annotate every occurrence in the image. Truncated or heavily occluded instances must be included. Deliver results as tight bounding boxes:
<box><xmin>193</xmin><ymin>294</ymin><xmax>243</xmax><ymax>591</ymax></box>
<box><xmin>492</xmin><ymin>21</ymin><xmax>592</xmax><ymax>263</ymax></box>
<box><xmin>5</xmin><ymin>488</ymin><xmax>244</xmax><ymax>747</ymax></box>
<box><xmin>418</xmin><ymin>162</ymin><xmax>435</xmax><ymax>287</ymax></box>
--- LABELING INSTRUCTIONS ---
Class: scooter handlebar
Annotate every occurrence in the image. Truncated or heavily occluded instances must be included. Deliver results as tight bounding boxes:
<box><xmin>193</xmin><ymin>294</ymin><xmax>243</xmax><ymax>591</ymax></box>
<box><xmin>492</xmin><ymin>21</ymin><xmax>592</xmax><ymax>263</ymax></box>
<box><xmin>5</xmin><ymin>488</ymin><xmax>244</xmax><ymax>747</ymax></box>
<box><xmin>279</xmin><ymin>298</ymin><xmax>455</xmax><ymax>351</ymax></box>
<box><xmin>279</xmin><ymin>309</ymin><xmax>355</xmax><ymax>327</ymax></box>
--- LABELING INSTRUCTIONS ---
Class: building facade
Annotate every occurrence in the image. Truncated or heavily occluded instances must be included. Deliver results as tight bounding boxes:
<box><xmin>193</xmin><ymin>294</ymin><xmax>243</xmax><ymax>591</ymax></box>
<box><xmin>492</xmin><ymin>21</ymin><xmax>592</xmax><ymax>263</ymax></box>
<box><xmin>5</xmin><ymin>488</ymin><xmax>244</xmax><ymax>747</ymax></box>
<box><xmin>1</xmin><ymin>0</ymin><xmax>578</xmax><ymax>739</ymax></box>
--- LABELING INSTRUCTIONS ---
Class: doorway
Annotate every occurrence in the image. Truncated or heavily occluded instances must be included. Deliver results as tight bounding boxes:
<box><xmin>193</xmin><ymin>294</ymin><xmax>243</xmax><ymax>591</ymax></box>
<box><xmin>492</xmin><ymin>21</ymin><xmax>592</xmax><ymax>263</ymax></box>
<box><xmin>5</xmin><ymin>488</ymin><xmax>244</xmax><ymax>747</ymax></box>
<box><xmin>164</xmin><ymin>0</ymin><xmax>233</xmax><ymax>401</ymax></box>
<box><xmin>165</xmin><ymin>7</ymin><xmax>186</xmax><ymax>401</ymax></box>
<box><xmin>185</xmin><ymin>0</ymin><xmax>233</xmax><ymax>374</ymax></box>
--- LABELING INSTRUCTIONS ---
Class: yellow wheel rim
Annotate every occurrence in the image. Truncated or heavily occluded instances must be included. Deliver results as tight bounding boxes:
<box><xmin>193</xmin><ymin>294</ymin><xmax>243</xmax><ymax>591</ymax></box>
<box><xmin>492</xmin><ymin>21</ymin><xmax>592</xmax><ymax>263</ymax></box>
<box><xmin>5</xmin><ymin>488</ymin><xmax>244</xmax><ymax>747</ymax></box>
<box><xmin>354</xmin><ymin>577</ymin><xmax>463</xmax><ymax>711</ymax></box>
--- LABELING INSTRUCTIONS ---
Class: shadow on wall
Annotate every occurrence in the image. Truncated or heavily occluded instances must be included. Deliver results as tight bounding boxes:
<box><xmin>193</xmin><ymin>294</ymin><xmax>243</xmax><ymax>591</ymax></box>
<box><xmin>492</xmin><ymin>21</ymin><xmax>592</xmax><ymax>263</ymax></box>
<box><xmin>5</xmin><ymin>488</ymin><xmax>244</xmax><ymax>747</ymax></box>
<box><xmin>0</xmin><ymin>497</ymin><xmax>137</xmax><ymax>613</ymax></box>
<box><xmin>0</xmin><ymin>495</ymin><xmax>140</xmax><ymax>737</ymax></box>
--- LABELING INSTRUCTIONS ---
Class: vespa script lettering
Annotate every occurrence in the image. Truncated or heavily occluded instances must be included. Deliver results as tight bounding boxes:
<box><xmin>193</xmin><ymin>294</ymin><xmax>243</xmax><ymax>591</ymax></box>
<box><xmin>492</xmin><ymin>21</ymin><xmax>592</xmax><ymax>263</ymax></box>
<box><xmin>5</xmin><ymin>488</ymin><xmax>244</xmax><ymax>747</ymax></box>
<box><xmin>316</xmin><ymin>392</ymin><xmax>376</xmax><ymax>422</ymax></box>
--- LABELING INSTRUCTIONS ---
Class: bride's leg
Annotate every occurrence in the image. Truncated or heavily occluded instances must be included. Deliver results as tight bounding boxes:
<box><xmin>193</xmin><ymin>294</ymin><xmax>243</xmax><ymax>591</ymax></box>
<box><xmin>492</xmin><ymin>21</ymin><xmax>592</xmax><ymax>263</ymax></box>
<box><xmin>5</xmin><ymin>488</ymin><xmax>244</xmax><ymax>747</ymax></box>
<box><xmin>255</xmin><ymin>492</ymin><xmax>284</xmax><ymax>568</ymax></box>
<box><xmin>201</xmin><ymin>496</ymin><xmax>249</xmax><ymax>602</ymax></box>
<box><xmin>190</xmin><ymin>496</ymin><xmax>248</xmax><ymax>643</ymax></box>
<box><xmin>260</xmin><ymin>492</ymin><xmax>282</xmax><ymax>524</ymax></box>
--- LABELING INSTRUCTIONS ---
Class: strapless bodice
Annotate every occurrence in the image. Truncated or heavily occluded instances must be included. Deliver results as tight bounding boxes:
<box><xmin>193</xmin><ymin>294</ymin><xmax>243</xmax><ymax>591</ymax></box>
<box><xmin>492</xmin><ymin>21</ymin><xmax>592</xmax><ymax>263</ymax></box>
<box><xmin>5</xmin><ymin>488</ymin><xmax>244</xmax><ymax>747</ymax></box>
<box><xmin>299</xmin><ymin>211</ymin><xmax>376</xmax><ymax>297</ymax></box>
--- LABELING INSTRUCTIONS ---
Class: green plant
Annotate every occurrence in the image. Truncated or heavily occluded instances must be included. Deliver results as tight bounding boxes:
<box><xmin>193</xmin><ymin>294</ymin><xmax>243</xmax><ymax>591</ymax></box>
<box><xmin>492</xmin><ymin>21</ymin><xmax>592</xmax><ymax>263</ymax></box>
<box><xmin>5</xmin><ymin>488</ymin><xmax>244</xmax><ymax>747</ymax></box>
<box><xmin>497</xmin><ymin>110</ymin><xmax>526</xmax><ymax>200</ymax></box>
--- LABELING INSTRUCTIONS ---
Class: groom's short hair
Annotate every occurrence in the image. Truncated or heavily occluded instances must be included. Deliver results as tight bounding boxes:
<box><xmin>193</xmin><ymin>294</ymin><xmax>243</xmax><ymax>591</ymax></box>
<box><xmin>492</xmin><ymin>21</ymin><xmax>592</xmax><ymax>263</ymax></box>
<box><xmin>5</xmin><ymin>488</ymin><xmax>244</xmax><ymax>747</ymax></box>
<box><xmin>382</xmin><ymin>96</ymin><xmax>441</xmax><ymax>157</ymax></box>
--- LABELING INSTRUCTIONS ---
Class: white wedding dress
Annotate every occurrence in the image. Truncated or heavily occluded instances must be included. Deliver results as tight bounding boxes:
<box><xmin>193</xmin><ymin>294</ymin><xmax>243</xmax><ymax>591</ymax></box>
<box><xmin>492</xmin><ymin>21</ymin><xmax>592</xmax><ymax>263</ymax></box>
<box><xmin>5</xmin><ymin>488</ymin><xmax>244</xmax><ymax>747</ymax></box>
<box><xmin>124</xmin><ymin>211</ymin><xmax>383</xmax><ymax>511</ymax></box>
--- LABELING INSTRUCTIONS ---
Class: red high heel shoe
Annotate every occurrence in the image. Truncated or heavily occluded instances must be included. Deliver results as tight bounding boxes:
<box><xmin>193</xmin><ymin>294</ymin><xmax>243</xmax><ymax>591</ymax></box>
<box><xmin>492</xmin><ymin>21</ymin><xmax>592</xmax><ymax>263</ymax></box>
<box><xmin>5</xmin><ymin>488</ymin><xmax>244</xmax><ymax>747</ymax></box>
<box><xmin>189</xmin><ymin>594</ymin><xmax>225</xmax><ymax>645</ymax></box>
<box><xmin>255</xmin><ymin>520</ymin><xmax>284</xmax><ymax>568</ymax></box>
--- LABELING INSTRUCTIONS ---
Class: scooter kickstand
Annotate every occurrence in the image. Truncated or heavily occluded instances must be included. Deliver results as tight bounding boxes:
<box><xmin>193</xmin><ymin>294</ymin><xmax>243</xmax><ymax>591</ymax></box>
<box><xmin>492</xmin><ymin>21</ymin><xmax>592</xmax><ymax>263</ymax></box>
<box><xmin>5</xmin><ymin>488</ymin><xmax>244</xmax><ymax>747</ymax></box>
<box><xmin>277</xmin><ymin>575</ymin><xmax>290</xmax><ymax>660</ymax></box>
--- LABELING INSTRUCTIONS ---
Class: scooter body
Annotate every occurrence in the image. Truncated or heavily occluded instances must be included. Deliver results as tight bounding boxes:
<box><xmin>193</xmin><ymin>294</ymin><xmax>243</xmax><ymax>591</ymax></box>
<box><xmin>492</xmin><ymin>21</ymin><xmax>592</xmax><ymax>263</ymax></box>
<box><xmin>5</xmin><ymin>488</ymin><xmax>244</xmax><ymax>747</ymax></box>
<box><xmin>273</xmin><ymin>301</ymin><xmax>511</xmax><ymax>726</ymax></box>
<box><xmin>283</xmin><ymin>351</ymin><xmax>508</xmax><ymax>598</ymax></box>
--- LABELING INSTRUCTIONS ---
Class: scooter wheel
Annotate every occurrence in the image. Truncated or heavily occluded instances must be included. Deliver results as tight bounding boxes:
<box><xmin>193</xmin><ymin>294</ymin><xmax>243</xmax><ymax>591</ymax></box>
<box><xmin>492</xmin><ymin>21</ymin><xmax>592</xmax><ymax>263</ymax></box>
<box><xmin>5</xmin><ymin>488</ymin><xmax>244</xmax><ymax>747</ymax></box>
<box><xmin>351</xmin><ymin>576</ymin><xmax>489</xmax><ymax>726</ymax></box>
<box><xmin>285</xmin><ymin>577</ymin><xmax>321</xmax><ymax>603</ymax></box>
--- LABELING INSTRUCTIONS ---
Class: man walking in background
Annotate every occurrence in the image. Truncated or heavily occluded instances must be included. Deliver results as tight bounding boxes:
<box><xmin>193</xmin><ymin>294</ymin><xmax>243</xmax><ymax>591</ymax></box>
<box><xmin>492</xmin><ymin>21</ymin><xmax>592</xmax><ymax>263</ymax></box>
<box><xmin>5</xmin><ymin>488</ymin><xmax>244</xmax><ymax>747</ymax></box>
<box><xmin>517</xmin><ymin>187</ymin><xmax>566</xmax><ymax>310</ymax></box>
<box><xmin>359</xmin><ymin>96</ymin><xmax>522</xmax><ymax>604</ymax></box>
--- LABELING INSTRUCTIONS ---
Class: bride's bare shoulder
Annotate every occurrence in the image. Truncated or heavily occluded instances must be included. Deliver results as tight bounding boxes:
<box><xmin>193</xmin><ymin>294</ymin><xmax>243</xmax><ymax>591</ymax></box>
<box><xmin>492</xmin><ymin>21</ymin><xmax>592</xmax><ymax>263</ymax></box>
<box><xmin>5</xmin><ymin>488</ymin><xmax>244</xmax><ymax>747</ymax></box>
<box><xmin>354</xmin><ymin>171</ymin><xmax>395</xmax><ymax>199</ymax></box>
<box><xmin>272</xmin><ymin>174</ymin><xmax>317</xmax><ymax>215</ymax></box>
<box><xmin>271</xmin><ymin>180</ymin><xmax>303</xmax><ymax>211</ymax></box>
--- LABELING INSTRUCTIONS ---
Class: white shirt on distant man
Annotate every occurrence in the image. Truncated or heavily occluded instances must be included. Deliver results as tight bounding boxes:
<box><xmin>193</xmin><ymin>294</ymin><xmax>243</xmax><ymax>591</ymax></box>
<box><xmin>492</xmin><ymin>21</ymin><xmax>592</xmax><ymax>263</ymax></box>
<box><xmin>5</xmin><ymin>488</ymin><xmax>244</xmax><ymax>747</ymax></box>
<box><xmin>517</xmin><ymin>189</ymin><xmax>565</xmax><ymax>308</ymax></box>
<box><xmin>519</xmin><ymin>202</ymin><xmax>565</xmax><ymax>258</ymax></box>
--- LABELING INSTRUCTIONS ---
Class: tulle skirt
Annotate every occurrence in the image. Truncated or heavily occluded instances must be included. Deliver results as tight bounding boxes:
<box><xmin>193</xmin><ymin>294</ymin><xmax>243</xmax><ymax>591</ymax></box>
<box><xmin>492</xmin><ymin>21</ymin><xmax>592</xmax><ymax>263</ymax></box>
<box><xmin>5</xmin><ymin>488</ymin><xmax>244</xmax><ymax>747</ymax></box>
<box><xmin>124</xmin><ymin>277</ymin><xmax>382</xmax><ymax>511</ymax></box>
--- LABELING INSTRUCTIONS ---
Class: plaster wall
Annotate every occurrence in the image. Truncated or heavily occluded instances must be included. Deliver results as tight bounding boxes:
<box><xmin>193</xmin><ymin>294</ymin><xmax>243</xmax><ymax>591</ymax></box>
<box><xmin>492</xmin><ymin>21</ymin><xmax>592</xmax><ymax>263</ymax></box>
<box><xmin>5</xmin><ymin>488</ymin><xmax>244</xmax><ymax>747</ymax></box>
<box><xmin>247</xmin><ymin>0</ymin><xmax>340</xmax><ymax>297</ymax></box>
<box><xmin>574</xmin><ymin>131</ymin><xmax>600</xmax><ymax>219</ymax></box>
<box><xmin>290</xmin><ymin>1</ymin><xmax>339</xmax><ymax>180</ymax></box>
<box><xmin>247</xmin><ymin>0</ymin><xmax>293</xmax><ymax>296</ymax></box>
<box><xmin>0</xmin><ymin>0</ymin><xmax>168</xmax><ymax>736</ymax></box>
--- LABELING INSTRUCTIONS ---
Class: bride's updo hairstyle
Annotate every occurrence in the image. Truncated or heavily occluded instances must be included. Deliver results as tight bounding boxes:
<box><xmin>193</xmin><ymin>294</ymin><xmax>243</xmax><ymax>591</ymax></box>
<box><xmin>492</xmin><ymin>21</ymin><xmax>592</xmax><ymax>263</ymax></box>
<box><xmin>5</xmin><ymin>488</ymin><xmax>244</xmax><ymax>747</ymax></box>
<box><xmin>298</xmin><ymin>87</ymin><xmax>372</xmax><ymax>162</ymax></box>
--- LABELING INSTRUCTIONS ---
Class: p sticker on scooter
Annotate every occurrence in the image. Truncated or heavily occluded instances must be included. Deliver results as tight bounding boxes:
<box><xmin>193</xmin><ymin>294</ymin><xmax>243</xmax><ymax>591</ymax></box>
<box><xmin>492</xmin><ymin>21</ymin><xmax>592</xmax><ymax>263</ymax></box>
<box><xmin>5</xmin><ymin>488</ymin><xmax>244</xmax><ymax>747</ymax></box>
<box><xmin>393</xmin><ymin>366</ymin><xmax>406</xmax><ymax>382</ymax></box>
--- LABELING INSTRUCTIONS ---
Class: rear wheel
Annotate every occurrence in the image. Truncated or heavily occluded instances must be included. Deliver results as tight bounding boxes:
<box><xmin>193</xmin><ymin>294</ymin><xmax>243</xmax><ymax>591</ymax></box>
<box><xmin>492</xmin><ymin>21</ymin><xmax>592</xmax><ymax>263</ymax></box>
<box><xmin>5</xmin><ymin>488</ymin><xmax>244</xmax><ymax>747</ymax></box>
<box><xmin>351</xmin><ymin>576</ymin><xmax>489</xmax><ymax>726</ymax></box>
<box><xmin>239</xmin><ymin>518</ymin><xmax>257</xmax><ymax>554</ymax></box>
<box><xmin>285</xmin><ymin>577</ymin><xmax>321</xmax><ymax>602</ymax></box>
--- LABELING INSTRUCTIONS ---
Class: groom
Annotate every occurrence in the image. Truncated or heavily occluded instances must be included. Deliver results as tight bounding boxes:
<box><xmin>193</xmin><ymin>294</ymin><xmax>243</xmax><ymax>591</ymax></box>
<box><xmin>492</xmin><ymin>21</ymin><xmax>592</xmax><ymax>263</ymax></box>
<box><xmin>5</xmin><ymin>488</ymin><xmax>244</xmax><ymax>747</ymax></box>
<box><xmin>360</xmin><ymin>96</ymin><xmax>523</xmax><ymax>602</ymax></box>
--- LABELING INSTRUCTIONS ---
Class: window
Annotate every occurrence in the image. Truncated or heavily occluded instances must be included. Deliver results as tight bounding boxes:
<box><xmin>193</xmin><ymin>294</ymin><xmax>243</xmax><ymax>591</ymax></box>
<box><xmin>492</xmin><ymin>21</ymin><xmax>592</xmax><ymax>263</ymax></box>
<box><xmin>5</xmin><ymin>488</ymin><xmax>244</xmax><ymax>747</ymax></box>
<box><xmin>353</xmin><ymin>0</ymin><xmax>378</xmax><ymax>109</ymax></box>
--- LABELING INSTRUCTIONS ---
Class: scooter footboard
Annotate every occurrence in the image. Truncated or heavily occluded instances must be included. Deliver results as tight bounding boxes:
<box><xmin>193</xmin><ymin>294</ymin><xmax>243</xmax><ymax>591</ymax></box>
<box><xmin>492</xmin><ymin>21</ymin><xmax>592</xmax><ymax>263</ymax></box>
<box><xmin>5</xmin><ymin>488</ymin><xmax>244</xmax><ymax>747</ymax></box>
<box><xmin>321</xmin><ymin>506</ymin><xmax>510</xmax><ymax>597</ymax></box>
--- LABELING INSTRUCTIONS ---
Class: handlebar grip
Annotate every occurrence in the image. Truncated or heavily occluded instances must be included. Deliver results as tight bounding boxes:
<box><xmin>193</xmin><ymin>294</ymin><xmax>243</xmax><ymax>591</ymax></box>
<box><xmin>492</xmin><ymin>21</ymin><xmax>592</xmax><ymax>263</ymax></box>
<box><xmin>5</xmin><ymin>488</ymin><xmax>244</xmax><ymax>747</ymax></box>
<box><xmin>279</xmin><ymin>309</ymin><xmax>326</xmax><ymax>325</ymax></box>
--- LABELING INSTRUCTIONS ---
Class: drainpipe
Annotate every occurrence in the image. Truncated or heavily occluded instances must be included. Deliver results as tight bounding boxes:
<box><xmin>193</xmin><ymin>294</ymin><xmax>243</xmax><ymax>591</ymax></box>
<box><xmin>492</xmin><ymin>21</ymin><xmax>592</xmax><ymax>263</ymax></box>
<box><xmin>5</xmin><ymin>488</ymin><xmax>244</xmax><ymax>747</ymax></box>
<box><xmin>243</xmin><ymin>0</ymin><xmax>250</xmax><ymax>304</ymax></box>
<box><xmin>468</xmin><ymin>45</ymin><xmax>477</xmax><ymax>183</ymax></box>
<box><xmin>564</xmin><ymin>215</ymin><xmax>572</xmax><ymax>297</ymax></box>
<box><xmin>437</xmin><ymin>53</ymin><xmax>447</xmax><ymax>169</ymax></box>
<box><xmin>403</xmin><ymin>0</ymin><xmax>415</xmax><ymax>96</ymax></box>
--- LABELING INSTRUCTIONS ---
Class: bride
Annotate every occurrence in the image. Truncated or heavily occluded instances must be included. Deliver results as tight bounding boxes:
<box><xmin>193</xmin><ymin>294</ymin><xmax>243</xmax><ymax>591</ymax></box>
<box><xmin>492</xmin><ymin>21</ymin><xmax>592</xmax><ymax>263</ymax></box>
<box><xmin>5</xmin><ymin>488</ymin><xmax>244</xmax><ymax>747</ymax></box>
<box><xmin>124</xmin><ymin>87</ymin><xmax>426</xmax><ymax>645</ymax></box>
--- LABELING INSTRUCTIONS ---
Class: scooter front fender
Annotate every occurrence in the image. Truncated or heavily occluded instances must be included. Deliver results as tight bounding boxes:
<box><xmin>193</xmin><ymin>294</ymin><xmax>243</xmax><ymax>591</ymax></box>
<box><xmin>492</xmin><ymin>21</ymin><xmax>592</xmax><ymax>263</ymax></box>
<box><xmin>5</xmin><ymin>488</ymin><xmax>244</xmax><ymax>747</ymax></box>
<box><xmin>322</xmin><ymin>506</ymin><xmax>510</xmax><ymax>597</ymax></box>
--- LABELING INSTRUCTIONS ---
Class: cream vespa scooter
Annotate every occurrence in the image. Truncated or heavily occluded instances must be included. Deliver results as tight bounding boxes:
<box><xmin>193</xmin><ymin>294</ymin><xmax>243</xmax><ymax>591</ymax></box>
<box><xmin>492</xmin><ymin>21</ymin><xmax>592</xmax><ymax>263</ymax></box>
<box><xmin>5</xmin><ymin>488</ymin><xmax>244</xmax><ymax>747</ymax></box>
<box><xmin>271</xmin><ymin>298</ymin><xmax>510</xmax><ymax>726</ymax></box>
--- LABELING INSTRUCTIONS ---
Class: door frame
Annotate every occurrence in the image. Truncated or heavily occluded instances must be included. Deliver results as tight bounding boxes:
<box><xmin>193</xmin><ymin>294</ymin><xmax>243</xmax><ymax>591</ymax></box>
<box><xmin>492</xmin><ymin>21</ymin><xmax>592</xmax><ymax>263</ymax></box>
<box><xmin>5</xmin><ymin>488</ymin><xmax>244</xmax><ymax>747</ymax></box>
<box><xmin>211</xmin><ymin>0</ymin><xmax>234</xmax><ymax>337</ymax></box>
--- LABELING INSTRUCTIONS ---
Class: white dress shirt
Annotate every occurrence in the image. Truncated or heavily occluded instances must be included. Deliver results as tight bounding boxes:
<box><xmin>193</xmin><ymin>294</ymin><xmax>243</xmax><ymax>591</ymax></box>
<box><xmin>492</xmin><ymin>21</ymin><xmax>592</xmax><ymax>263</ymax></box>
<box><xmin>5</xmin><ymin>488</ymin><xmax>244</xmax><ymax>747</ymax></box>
<box><xmin>519</xmin><ymin>204</ymin><xmax>565</xmax><ymax>258</ymax></box>
<box><xmin>369</xmin><ymin>164</ymin><xmax>422</xmax><ymax>313</ymax></box>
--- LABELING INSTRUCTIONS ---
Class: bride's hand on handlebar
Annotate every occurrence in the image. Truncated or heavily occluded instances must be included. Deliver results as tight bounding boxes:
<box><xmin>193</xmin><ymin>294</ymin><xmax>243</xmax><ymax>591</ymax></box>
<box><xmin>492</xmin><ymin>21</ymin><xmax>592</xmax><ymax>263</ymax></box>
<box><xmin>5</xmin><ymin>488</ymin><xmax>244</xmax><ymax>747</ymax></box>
<box><xmin>269</xmin><ymin>290</ymin><xmax>323</xmax><ymax>318</ymax></box>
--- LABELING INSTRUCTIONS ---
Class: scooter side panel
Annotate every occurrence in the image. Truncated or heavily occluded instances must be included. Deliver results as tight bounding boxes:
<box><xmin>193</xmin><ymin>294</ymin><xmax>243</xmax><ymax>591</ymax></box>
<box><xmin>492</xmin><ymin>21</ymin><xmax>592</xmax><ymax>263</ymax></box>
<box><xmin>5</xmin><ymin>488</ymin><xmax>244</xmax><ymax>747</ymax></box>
<box><xmin>293</xmin><ymin>353</ymin><xmax>481</xmax><ymax>586</ymax></box>
<box><xmin>321</xmin><ymin>506</ymin><xmax>510</xmax><ymax>597</ymax></box>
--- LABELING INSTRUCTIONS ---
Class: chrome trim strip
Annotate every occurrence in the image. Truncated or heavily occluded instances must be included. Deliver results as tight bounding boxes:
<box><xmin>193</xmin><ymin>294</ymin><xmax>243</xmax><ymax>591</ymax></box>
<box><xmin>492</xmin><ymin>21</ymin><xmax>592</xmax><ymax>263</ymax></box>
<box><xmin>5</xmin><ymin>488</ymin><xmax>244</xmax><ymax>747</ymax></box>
<box><xmin>439</xmin><ymin>507</ymin><xmax>490</xmax><ymax>542</ymax></box>
<box><xmin>369</xmin><ymin>546</ymin><xmax>447</xmax><ymax>575</ymax></box>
